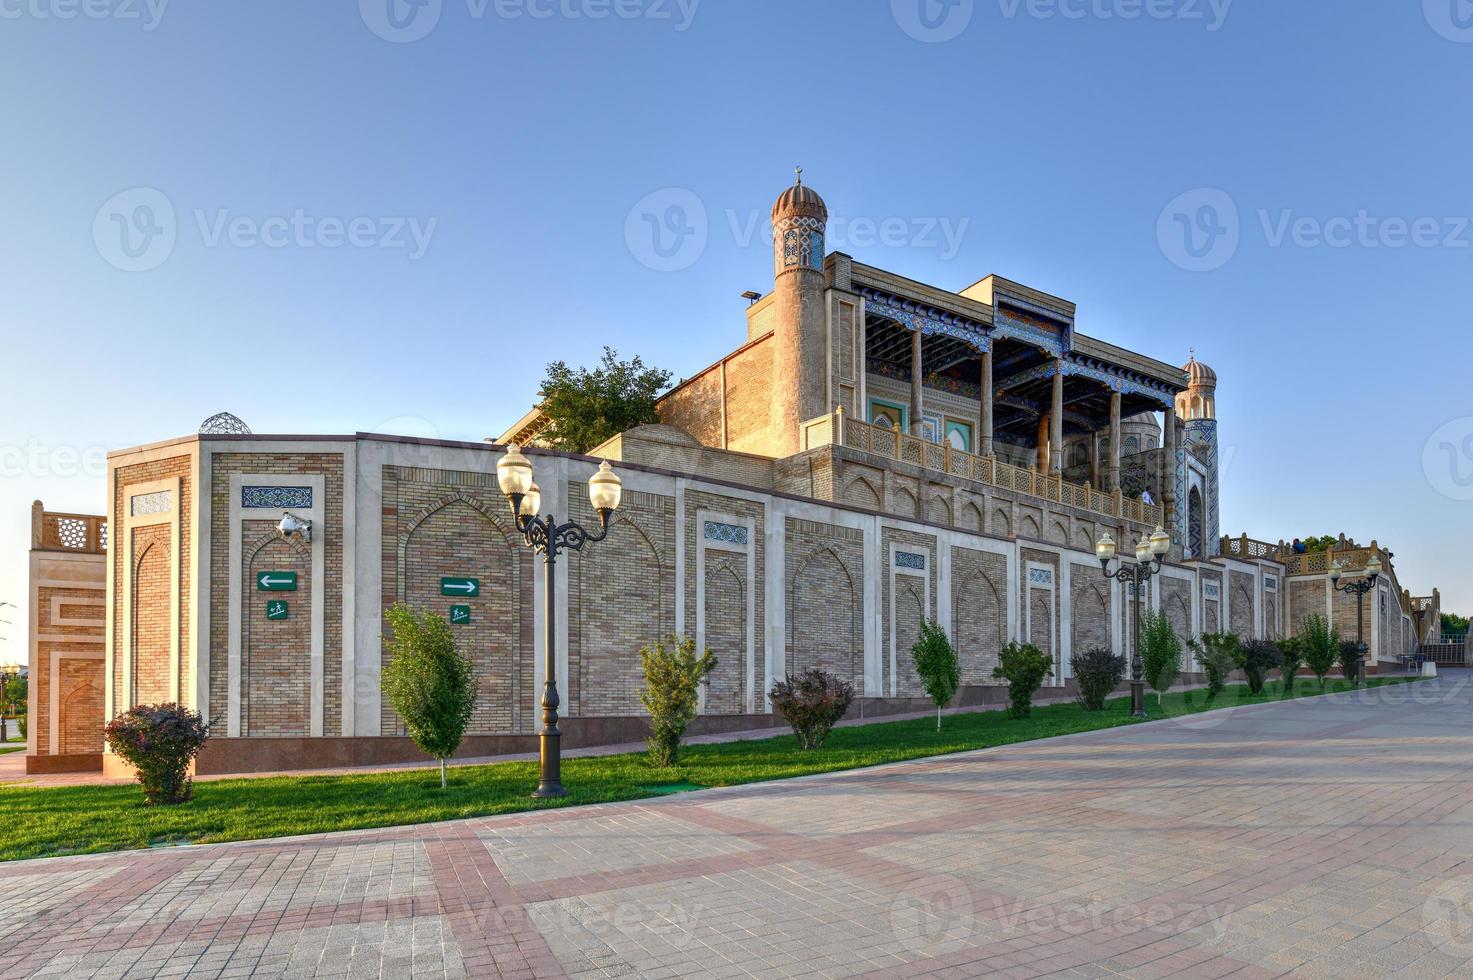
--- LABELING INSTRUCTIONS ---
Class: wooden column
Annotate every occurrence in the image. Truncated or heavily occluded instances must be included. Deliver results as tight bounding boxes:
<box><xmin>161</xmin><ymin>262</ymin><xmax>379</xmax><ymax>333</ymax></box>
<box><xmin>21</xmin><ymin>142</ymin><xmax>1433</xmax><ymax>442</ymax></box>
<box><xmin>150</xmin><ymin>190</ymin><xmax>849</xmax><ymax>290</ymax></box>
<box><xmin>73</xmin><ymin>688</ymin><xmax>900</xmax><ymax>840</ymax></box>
<box><xmin>1161</xmin><ymin>403</ymin><xmax>1177</xmax><ymax>529</ymax></box>
<box><xmin>1108</xmin><ymin>391</ymin><xmax>1122</xmax><ymax>491</ymax></box>
<box><xmin>1090</xmin><ymin>432</ymin><xmax>1100</xmax><ymax>488</ymax></box>
<box><xmin>1036</xmin><ymin>414</ymin><xmax>1050</xmax><ymax>474</ymax></box>
<box><xmin>979</xmin><ymin>349</ymin><xmax>994</xmax><ymax>457</ymax></box>
<box><xmin>1049</xmin><ymin>361</ymin><xmax>1064</xmax><ymax>475</ymax></box>
<box><xmin>909</xmin><ymin>330</ymin><xmax>925</xmax><ymax>437</ymax></box>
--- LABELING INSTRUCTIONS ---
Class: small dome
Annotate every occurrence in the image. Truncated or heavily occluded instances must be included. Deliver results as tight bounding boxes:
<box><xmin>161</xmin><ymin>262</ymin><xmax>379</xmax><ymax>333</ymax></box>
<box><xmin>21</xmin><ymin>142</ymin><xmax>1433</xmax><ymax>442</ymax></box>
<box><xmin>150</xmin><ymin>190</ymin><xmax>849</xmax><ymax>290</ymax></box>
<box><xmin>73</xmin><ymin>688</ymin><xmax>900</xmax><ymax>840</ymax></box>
<box><xmin>199</xmin><ymin>412</ymin><xmax>251</xmax><ymax>435</ymax></box>
<box><xmin>1184</xmin><ymin>355</ymin><xmax>1216</xmax><ymax>388</ymax></box>
<box><xmin>771</xmin><ymin>168</ymin><xmax>828</xmax><ymax>223</ymax></box>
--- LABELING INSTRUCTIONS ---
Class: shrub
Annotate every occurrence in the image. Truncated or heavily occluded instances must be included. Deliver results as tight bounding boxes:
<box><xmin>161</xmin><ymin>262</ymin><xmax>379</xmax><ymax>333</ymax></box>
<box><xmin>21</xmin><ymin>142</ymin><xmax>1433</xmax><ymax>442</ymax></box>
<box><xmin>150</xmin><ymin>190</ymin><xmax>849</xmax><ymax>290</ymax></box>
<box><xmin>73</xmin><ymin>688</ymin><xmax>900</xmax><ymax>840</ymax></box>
<box><xmin>1299</xmin><ymin>614</ymin><xmax>1340</xmax><ymax>689</ymax></box>
<box><xmin>769</xmin><ymin>670</ymin><xmax>855</xmax><ymax>750</ymax></box>
<box><xmin>17</xmin><ymin>714</ymin><xmax>27</xmax><ymax>740</ymax></box>
<box><xmin>993</xmin><ymin>642</ymin><xmax>1053</xmax><ymax>719</ymax></box>
<box><xmin>1277</xmin><ymin>635</ymin><xmax>1306</xmax><ymax>695</ymax></box>
<box><xmin>1338</xmin><ymin>640</ymin><xmax>1365</xmax><ymax>686</ymax></box>
<box><xmin>382</xmin><ymin>604</ymin><xmax>478</xmax><ymax>788</ymax></box>
<box><xmin>911</xmin><ymin>619</ymin><xmax>960</xmax><ymax>730</ymax></box>
<box><xmin>1070</xmin><ymin>647</ymin><xmax>1126</xmax><ymax>711</ymax></box>
<box><xmin>638</xmin><ymin>635</ymin><xmax>716</xmax><ymax>767</ymax></box>
<box><xmin>1187</xmin><ymin>633</ymin><xmax>1240</xmax><ymax>700</ymax></box>
<box><xmin>102</xmin><ymin>703</ymin><xmax>208</xmax><ymax>805</ymax></box>
<box><xmin>1237</xmin><ymin>640</ymin><xmax>1282</xmax><ymax>695</ymax></box>
<box><xmin>1140</xmin><ymin>611</ymin><xmax>1182</xmax><ymax>706</ymax></box>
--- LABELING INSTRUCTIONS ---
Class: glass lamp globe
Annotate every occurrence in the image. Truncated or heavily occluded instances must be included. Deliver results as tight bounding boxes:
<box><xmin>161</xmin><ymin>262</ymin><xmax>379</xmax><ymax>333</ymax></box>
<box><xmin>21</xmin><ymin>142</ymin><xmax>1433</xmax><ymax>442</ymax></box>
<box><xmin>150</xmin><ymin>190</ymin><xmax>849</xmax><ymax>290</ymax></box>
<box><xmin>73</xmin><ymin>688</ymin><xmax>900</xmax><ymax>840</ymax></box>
<box><xmin>1365</xmin><ymin>555</ymin><xmax>1383</xmax><ymax>579</ymax></box>
<box><xmin>1149</xmin><ymin>526</ymin><xmax>1171</xmax><ymax>557</ymax></box>
<box><xmin>1095</xmin><ymin>532</ymin><xmax>1117</xmax><ymax>562</ymax></box>
<box><xmin>519</xmin><ymin>482</ymin><xmax>541</xmax><ymax>519</ymax></box>
<box><xmin>588</xmin><ymin>461</ymin><xmax>623</xmax><ymax>513</ymax></box>
<box><xmin>496</xmin><ymin>443</ymin><xmax>534</xmax><ymax>497</ymax></box>
<box><xmin>1134</xmin><ymin>535</ymin><xmax>1152</xmax><ymax>562</ymax></box>
<box><xmin>1329</xmin><ymin>562</ymin><xmax>1342</xmax><ymax>582</ymax></box>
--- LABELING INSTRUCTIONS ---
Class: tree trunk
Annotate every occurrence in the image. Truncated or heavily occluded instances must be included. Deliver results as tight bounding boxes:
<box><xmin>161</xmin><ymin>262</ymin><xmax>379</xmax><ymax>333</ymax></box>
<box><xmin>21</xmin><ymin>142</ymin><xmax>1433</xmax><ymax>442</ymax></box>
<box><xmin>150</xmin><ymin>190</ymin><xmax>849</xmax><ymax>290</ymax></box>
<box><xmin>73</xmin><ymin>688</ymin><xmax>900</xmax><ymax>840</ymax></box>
<box><xmin>936</xmin><ymin>706</ymin><xmax>941</xmax><ymax>732</ymax></box>
<box><xmin>439</xmin><ymin>758</ymin><xmax>447</xmax><ymax>789</ymax></box>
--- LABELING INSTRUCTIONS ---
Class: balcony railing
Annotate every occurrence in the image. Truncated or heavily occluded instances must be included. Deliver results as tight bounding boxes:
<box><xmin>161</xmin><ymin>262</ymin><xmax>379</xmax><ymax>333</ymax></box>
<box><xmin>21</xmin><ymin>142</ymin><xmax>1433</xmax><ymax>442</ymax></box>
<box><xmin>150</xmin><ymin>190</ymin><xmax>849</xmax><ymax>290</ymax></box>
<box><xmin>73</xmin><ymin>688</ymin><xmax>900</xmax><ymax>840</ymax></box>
<box><xmin>802</xmin><ymin>408</ymin><xmax>1163</xmax><ymax>527</ymax></box>
<box><xmin>31</xmin><ymin>503</ymin><xmax>107</xmax><ymax>554</ymax></box>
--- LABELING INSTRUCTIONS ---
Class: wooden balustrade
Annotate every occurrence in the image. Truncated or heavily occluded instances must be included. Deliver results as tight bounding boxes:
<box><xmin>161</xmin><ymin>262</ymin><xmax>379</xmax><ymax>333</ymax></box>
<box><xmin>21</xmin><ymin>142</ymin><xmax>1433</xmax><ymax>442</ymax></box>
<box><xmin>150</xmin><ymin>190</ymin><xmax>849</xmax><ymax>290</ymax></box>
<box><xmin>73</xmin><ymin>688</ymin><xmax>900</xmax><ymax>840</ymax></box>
<box><xmin>31</xmin><ymin>502</ymin><xmax>107</xmax><ymax>554</ymax></box>
<box><xmin>818</xmin><ymin>409</ymin><xmax>1163</xmax><ymax>527</ymax></box>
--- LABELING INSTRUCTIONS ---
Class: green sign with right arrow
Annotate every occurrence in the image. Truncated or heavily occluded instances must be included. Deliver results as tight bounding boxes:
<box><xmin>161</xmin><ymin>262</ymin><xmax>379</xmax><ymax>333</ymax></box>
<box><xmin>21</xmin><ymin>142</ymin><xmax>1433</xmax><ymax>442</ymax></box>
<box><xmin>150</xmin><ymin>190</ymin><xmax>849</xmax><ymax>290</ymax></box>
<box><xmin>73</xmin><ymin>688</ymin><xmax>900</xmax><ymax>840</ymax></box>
<box><xmin>257</xmin><ymin>571</ymin><xmax>298</xmax><ymax>592</ymax></box>
<box><xmin>440</xmin><ymin>577</ymin><xmax>480</xmax><ymax>597</ymax></box>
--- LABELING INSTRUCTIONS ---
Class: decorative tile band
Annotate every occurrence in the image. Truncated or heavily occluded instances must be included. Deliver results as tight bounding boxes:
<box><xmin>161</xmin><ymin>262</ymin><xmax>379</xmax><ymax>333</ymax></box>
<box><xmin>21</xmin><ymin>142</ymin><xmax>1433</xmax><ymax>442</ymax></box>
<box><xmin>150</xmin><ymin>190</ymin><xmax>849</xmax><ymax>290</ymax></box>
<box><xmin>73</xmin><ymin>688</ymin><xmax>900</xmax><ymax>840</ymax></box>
<box><xmin>1204</xmin><ymin>583</ymin><xmax>1221</xmax><ymax>599</ymax></box>
<box><xmin>895</xmin><ymin>551</ymin><xmax>926</xmax><ymax>570</ymax></box>
<box><xmin>1028</xmin><ymin>567</ymin><xmax>1054</xmax><ymax>586</ymax></box>
<box><xmin>1264</xmin><ymin>575</ymin><xmax>1278</xmax><ymax>591</ymax></box>
<box><xmin>129</xmin><ymin>490</ymin><xmax>174</xmax><ymax>516</ymax></box>
<box><xmin>242</xmin><ymin>486</ymin><xmax>314</xmax><ymax>510</ymax></box>
<box><xmin>703</xmin><ymin>520</ymin><xmax>749</xmax><ymax>546</ymax></box>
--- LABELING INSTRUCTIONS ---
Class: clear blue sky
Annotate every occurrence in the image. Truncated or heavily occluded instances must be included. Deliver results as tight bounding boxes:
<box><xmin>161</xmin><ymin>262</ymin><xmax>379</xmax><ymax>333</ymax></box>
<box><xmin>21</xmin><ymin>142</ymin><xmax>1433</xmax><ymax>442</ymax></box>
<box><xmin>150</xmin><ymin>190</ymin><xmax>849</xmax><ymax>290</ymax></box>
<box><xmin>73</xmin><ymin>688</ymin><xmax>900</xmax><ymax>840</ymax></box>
<box><xmin>3</xmin><ymin>0</ymin><xmax>1472</xmax><ymax>651</ymax></box>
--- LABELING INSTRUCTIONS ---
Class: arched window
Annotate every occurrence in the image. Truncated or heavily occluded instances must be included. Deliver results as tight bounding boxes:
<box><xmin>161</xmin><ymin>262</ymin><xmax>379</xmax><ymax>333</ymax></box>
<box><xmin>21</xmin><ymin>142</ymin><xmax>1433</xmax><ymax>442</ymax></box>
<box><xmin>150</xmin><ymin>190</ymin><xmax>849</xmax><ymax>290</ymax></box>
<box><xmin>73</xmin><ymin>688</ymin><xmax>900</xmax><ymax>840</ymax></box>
<box><xmin>1123</xmin><ymin>436</ymin><xmax>1140</xmax><ymax>456</ymax></box>
<box><xmin>1188</xmin><ymin>487</ymin><xmax>1205</xmax><ymax>559</ymax></box>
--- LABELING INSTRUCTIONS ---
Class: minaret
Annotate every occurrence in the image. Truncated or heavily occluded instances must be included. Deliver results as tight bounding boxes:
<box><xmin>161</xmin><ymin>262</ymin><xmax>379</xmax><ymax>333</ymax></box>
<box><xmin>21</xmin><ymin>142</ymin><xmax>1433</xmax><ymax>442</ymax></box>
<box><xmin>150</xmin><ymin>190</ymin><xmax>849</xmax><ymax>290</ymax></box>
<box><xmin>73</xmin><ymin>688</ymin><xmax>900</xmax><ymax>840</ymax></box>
<box><xmin>1177</xmin><ymin>352</ymin><xmax>1220</xmax><ymax>557</ymax></box>
<box><xmin>769</xmin><ymin>168</ymin><xmax>829</xmax><ymax>457</ymax></box>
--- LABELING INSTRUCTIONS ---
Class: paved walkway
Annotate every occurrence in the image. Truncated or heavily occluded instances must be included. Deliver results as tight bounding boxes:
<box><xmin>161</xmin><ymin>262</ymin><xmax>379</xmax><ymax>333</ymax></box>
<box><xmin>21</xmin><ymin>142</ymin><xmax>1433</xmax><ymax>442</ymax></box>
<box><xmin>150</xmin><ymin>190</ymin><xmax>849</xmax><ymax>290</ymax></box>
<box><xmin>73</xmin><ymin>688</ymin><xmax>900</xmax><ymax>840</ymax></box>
<box><xmin>2</xmin><ymin>678</ymin><xmax>1472</xmax><ymax>979</ymax></box>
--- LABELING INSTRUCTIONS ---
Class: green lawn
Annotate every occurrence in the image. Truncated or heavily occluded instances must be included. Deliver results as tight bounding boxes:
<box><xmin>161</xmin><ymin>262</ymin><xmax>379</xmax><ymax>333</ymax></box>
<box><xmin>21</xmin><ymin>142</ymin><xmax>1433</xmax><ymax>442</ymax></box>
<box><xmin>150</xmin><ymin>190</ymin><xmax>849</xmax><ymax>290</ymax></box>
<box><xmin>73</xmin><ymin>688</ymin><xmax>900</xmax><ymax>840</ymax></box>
<box><xmin>0</xmin><ymin>675</ymin><xmax>1419</xmax><ymax>862</ymax></box>
<box><xmin>0</xmin><ymin>746</ymin><xmax>24</xmax><ymax>756</ymax></box>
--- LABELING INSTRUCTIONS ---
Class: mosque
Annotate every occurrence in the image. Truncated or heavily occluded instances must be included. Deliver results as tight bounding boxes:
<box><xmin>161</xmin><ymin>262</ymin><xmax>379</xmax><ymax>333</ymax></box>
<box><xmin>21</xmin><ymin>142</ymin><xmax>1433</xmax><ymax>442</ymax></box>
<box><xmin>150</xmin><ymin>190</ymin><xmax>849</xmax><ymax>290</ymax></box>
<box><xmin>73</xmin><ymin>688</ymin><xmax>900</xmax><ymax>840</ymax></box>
<box><xmin>23</xmin><ymin>176</ymin><xmax>1442</xmax><ymax>774</ymax></box>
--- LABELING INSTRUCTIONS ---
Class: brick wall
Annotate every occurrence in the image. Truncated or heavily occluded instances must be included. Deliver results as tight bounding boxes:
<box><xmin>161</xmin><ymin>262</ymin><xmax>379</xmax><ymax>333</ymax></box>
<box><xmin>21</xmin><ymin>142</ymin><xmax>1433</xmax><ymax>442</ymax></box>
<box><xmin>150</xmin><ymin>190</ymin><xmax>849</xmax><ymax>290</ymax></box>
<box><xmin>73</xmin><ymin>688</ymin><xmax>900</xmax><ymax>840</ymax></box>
<box><xmin>883</xmin><ymin>527</ymin><xmax>937</xmax><ymax>697</ymax></box>
<box><xmin>785</xmin><ymin>518</ymin><xmax>864</xmax><ymax>689</ymax></box>
<box><xmin>1071</xmin><ymin>564</ymin><xmax>1111</xmax><ymax>656</ymax></box>
<box><xmin>58</xmin><ymin>657</ymin><xmax>104</xmax><ymax>754</ymax></box>
<box><xmin>683</xmin><ymin>489</ymin><xmax>764</xmax><ymax>715</ymax></box>
<box><xmin>243</xmin><ymin>524</ymin><xmax>311</xmax><ymax>736</ymax></box>
<box><xmin>952</xmin><ymin>548</ymin><xmax>1006</xmax><ymax>684</ymax></box>
<box><xmin>1229</xmin><ymin>570</ymin><xmax>1255</xmax><ymax>637</ymax></box>
<box><xmin>1161</xmin><ymin>576</ymin><xmax>1193</xmax><ymax>640</ymax></box>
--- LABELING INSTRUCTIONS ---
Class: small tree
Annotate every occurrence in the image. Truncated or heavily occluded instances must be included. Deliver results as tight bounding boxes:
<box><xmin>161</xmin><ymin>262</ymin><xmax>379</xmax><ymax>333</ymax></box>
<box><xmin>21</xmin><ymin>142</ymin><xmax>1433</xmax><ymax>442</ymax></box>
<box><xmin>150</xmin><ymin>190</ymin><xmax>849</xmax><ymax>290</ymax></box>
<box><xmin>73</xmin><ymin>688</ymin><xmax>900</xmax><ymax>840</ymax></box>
<box><xmin>1</xmin><ymin>672</ymin><xmax>25</xmax><ymax>742</ymax></box>
<box><xmin>537</xmin><ymin>347</ymin><xmax>672</xmax><ymax>453</ymax></box>
<box><xmin>1071</xmin><ymin>647</ymin><xmax>1126</xmax><ymax>711</ymax></box>
<box><xmin>993</xmin><ymin>642</ymin><xmax>1053</xmax><ymax>719</ymax></box>
<box><xmin>103</xmin><ymin>703</ymin><xmax>208</xmax><ymax>805</ymax></box>
<box><xmin>1140</xmin><ymin>611</ymin><xmax>1182</xmax><ymax>707</ymax></box>
<box><xmin>911</xmin><ymin>620</ymin><xmax>960</xmax><ymax>731</ymax></box>
<box><xmin>1299</xmin><ymin>613</ymin><xmax>1340</xmax><ymax>690</ymax></box>
<box><xmin>1337</xmin><ymin>640</ymin><xmax>1365</xmax><ymax>686</ymax></box>
<box><xmin>1187</xmin><ymin>633</ymin><xmax>1240</xmax><ymax>701</ymax></box>
<box><xmin>1237</xmin><ymin>640</ymin><xmax>1282</xmax><ymax>695</ymax></box>
<box><xmin>1277</xmin><ymin>635</ymin><xmax>1306</xmax><ymax>695</ymax></box>
<box><xmin>382</xmin><ymin>605</ymin><xmax>478</xmax><ymax>788</ymax></box>
<box><xmin>639</xmin><ymin>636</ymin><xmax>716</xmax><ymax>767</ymax></box>
<box><xmin>769</xmin><ymin>669</ymin><xmax>855</xmax><ymax>749</ymax></box>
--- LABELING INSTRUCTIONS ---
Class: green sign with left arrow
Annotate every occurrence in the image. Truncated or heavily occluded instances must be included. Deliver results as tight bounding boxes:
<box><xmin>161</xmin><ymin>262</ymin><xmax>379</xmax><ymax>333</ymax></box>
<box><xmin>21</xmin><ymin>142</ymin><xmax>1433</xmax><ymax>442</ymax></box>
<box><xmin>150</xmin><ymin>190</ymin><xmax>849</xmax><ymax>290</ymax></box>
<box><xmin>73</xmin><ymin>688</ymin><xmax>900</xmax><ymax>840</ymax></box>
<box><xmin>440</xmin><ymin>577</ymin><xmax>480</xmax><ymax>597</ymax></box>
<box><xmin>257</xmin><ymin>571</ymin><xmax>298</xmax><ymax>592</ymax></box>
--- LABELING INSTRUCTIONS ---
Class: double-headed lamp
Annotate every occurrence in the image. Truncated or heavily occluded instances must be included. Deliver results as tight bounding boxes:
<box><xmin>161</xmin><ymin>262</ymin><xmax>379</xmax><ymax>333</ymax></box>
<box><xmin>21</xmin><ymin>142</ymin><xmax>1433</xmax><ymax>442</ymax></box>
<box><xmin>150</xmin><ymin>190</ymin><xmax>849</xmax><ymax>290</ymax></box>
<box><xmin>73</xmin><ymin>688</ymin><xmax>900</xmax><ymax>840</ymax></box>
<box><xmin>496</xmin><ymin>443</ymin><xmax>534</xmax><ymax>497</ymax></box>
<box><xmin>1095</xmin><ymin>532</ymin><xmax>1117</xmax><ymax>563</ymax></box>
<box><xmin>1365</xmin><ymin>555</ymin><xmax>1383</xmax><ymax>581</ymax></box>
<box><xmin>1149</xmin><ymin>526</ymin><xmax>1171</xmax><ymax>557</ymax></box>
<box><xmin>588</xmin><ymin>461</ymin><xmax>623</xmax><ymax>514</ymax></box>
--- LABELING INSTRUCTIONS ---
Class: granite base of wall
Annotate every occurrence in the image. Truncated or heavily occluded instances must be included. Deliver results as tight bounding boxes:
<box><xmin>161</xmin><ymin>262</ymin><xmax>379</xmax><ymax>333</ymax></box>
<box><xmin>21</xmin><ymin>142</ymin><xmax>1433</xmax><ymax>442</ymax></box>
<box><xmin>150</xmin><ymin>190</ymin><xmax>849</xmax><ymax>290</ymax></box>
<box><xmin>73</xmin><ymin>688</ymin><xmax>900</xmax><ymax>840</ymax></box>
<box><xmin>25</xmin><ymin>752</ymin><xmax>103</xmax><ymax>774</ymax></box>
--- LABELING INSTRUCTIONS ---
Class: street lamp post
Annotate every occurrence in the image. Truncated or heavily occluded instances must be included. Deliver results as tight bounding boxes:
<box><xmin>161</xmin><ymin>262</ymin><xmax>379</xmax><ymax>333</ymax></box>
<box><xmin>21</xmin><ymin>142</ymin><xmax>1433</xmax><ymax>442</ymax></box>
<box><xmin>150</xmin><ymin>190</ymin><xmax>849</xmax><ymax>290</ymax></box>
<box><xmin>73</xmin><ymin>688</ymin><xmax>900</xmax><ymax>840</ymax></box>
<box><xmin>496</xmin><ymin>444</ymin><xmax>623</xmax><ymax>799</ymax></box>
<box><xmin>1096</xmin><ymin>526</ymin><xmax>1172</xmax><ymax>718</ymax></box>
<box><xmin>1330</xmin><ymin>555</ymin><xmax>1381</xmax><ymax>688</ymax></box>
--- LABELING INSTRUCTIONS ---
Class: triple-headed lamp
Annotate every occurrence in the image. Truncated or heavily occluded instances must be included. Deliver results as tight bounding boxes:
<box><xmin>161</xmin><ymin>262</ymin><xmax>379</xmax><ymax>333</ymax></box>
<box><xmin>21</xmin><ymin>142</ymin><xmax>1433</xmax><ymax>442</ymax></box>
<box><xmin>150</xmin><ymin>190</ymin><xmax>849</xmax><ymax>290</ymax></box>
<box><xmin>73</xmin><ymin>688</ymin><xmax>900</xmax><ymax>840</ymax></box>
<box><xmin>495</xmin><ymin>443</ymin><xmax>624</xmax><ymax>521</ymax></box>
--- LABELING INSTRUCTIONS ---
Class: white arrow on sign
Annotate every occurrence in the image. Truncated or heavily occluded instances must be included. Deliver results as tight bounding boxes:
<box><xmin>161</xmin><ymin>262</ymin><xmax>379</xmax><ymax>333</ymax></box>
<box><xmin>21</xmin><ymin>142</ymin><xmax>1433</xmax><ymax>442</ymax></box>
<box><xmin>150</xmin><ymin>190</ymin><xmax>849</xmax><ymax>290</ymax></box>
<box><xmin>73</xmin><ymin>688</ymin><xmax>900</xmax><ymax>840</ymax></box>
<box><xmin>259</xmin><ymin>575</ymin><xmax>294</xmax><ymax>588</ymax></box>
<box><xmin>444</xmin><ymin>581</ymin><xmax>477</xmax><ymax>594</ymax></box>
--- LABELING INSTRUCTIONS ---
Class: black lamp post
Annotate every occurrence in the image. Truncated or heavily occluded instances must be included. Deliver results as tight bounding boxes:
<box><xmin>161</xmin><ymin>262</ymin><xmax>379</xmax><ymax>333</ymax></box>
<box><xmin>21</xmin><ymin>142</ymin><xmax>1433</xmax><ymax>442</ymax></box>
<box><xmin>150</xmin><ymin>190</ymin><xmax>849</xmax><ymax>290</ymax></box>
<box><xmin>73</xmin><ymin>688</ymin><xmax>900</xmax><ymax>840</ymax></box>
<box><xmin>1330</xmin><ymin>554</ymin><xmax>1381</xmax><ymax>688</ymax></box>
<box><xmin>496</xmin><ymin>444</ymin><xmax>623</xmax><ymax>799</ymax></box>
<box><xmin>1096</xmin><ymin>526</ymin><xmax>1172</xmax><ymax>718</ymax></box>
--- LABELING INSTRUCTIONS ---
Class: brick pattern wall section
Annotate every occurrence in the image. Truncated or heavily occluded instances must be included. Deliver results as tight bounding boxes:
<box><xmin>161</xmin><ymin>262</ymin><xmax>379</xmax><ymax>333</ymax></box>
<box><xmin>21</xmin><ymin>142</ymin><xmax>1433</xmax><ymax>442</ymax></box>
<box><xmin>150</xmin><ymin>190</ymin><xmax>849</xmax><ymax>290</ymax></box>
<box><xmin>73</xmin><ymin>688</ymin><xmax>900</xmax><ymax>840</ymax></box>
<box><xmin>951</xmin><ymin>548</ymin><xmax>1007</xmax><ymax>685</ymax></box>
<box><xmin>1229</xmin><ymin>570</ymin><xmax>1256</xmax><ymax>638</ymax></box>
<box><xmin>243</xmin><ymin>524</ymin><xmax>311</xmax><ymax>737</ymax></box>
<box><xmin>1071</xmin><ymin>564</ymin><xmax>1111</xmax><ymax>656</ymax></box>
<box><xmin>58</xmin><ymin>658</ymin><xmax>104</xmax><ymax>754</ymax></box>
<box><xmin>210</xmin><ymin>452</ymin><xmax>344</xmax><ymax>734</ymax></box>
<box><xmin>32</xmin><ymin>585</ymin><xmax>105</xmax><ymax>754</ymax></box>
<box><xmin>132</xmin><ymin>523</ymin><xmax>173</xmax><ymax>704</ymax></box>
<box><xmin>113</xmin><ymin>454</ymin><xmax>191</xmax><ymax>717</ymax></box>
<box><xmin>682</xmin><ymin>490</ymin><xmax>764</xmax><ymax>716</ymax></box>
<box><xmin>883</xmin><ymin>527</ymin><xmax>937</xmax><ymax>697</ymax></box>
<box><xmin>1021</xmin><ymin>548</ymin><xmax>1059</xmax><ymax>670</ymax></box>
<box><xmin>784</xmin><ymin>518</ymin><xmax>864</xmax><ymax>689</ymax></box>
<box><xmin>569</xmin><ymin>486</ymin><xmax>675</xmax><ymax>718</ymax></box>
<box><xmin>1162</xmin><ymin>577</ymin><xmax>1193</xmax><ymax>641</ymax></box>
<box><xmin>659</xmin><ymin>334</ymin><xmax>775</xmax><ymax>456</ymax></box>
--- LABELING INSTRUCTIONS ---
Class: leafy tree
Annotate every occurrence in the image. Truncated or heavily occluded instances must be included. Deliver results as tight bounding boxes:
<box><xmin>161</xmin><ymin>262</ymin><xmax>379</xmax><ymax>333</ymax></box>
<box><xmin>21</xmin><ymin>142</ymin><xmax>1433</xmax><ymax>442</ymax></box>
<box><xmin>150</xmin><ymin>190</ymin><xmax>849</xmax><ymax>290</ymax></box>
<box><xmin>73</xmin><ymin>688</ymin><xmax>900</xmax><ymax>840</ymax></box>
<box><xmin>1070</xmin><ymin>647</ymin><xmax>1126</xmax><ymax>711</ymax></box>
<box><xmin>1140</xmin><ymin>611</ymin><xmax>1182</xmax><ymax>706</ymax></box>
<box><xmin>993</xmin><ymin>642</ymin><xmax>1052</xmax><ymax>719</ymax></box>
<box><xmin>1187</xmin><ymin>633</ymin><xmax>1240</xmax><ymax>700</ymax></box>
<box><xmin>1302</xmin><ymin>535</ymin><xmax>1338</xmax><ymax>553</ymax></box>
<box><xmin>1441</xmin><ymin>612</ymin><xmax>1470</xmax><ymax>638</ymax></box>
<box><xmin>1298</xmin><ymin>613</ymin><xmax>1340</xmax><ymax>690</ymax></box>
<box><xmin>769</xmin><ymin>670</ymin><xmax>855</xmax><ymax>749</ymax></box>
<box><xmin>639</xmin><ymin>635</ymin><xmax>716</xmax><ymax>767</ymax></box>
<box><xmin>1337</xmin><ymin>640</ymin><xmax>1365</xmax><ymax>686</ymax></box>
<box><xmin>911</xmin><ymin>620</ymin><xmax>960</xmax><ymax>730</ymax></box>
<box><xmin>0</xmin><ymin>673</ymin><xmax>25</xmax><ymax>742</ymax></box>
<box><xmin>1277</xmin><ymin>636</ymin><xmax>1305</xmax><ymax>696</ymax></box>
<box><xmin>382</xmin><ymin>604</ymin><xmax>478</xmax><ymax>788</ymax></box>
<box><xmin>1237</xmin><ymin>640</ymin><xmax>1281</xmax><ymax>694</ymax></box>
<box><xmin>536</xmin><ymin>347</ymin><xmax>672</xmax><ymax>453</ymax></box>
<box><xmin>103</xmin><ymin>703</ymin><xmax>209</xmax><ymax>805</ymax></box>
